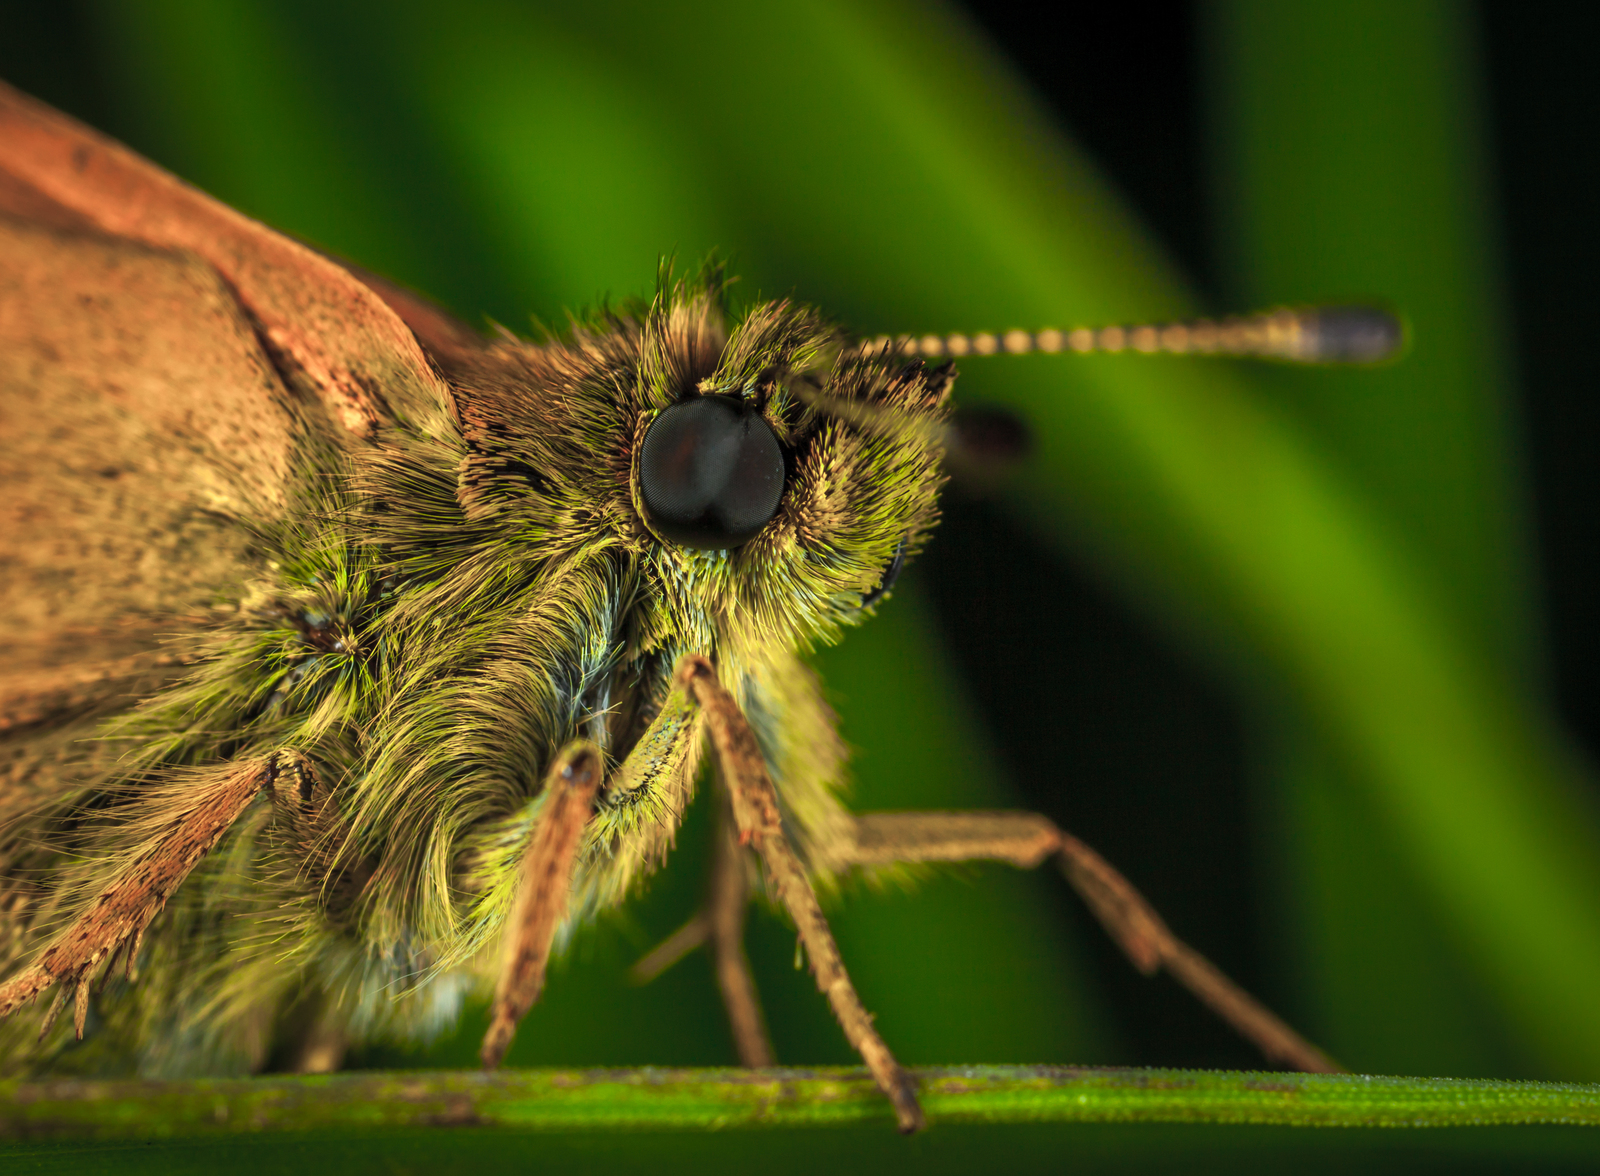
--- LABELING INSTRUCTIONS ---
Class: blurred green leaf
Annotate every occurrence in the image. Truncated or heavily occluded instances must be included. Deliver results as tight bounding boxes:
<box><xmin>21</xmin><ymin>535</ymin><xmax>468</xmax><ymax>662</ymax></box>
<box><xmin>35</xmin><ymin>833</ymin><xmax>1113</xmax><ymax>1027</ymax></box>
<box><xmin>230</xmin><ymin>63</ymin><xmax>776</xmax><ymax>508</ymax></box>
<box><xmin>1207</xmin><ymin>0</ymin><xmax>1579</xmax><ymax>1077</ymax></box>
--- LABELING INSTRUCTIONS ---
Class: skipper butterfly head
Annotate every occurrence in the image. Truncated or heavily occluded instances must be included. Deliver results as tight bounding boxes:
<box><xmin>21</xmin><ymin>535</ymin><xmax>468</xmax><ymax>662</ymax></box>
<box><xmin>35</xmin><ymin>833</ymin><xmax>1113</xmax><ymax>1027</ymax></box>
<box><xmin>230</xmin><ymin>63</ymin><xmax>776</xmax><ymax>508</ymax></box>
<box><xmin>410</xmin><ymin>262</ymin><xmax>949</xmax><ymax>670</ymax></box>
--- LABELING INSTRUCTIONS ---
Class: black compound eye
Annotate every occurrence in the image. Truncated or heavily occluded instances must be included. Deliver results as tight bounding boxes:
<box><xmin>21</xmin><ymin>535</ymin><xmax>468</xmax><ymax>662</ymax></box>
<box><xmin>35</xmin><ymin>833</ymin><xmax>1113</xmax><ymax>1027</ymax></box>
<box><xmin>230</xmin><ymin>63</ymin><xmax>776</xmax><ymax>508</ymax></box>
<box><xmin>639</xmin><ymin>395</ymin><xmax>785</xmax><ymax>550</ymax></box>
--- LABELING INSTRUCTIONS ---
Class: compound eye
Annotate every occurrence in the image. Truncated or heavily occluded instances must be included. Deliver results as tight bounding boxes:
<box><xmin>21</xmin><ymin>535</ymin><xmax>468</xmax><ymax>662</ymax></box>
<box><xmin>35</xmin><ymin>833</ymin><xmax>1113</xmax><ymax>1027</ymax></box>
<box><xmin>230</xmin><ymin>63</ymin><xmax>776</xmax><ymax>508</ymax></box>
<box><xmin>639</xmin><ymin>395</ymin><xmax>785</xmax><ymax>550</ymax></box>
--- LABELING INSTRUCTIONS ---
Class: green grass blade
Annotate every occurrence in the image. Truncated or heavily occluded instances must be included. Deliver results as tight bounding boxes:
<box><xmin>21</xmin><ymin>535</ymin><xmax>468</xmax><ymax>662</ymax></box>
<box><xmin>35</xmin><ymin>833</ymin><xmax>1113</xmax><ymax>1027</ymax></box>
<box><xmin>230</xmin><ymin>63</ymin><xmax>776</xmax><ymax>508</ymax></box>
<box><xmin>4</xmin><ymin>1067</ymin><xmax>1600</xmax><ymax>1138</ymax></box>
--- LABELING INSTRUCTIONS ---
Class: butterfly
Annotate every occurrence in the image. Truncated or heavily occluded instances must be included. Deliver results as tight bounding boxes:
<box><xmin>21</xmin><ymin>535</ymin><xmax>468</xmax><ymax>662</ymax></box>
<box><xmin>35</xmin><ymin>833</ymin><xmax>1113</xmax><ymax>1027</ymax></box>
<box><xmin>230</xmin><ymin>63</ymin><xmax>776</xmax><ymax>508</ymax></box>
<box><xmin>0</xmin><ymin>80</ymin><xmax>1393</xmax><ymax>1131</ymax></box>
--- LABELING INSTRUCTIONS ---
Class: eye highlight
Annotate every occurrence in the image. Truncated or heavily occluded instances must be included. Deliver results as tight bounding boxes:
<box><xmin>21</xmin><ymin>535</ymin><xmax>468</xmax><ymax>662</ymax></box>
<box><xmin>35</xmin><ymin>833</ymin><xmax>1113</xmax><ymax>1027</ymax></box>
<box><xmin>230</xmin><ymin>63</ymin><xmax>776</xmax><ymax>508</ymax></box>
<box><xmin>639</xmin><ymin>395</ymin><xmax>785</xmax><ymax>550</ymax></box>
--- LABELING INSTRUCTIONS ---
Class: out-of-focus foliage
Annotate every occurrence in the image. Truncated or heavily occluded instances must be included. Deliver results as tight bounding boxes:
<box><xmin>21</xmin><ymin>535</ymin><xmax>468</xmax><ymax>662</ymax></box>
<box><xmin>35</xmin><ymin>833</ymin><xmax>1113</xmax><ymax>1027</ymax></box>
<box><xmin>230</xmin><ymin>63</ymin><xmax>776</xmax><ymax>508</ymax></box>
<box><xmin>3</xmin><ymin>0</ymin><xmax>1598</xmax><ymax>1169</ymax></box>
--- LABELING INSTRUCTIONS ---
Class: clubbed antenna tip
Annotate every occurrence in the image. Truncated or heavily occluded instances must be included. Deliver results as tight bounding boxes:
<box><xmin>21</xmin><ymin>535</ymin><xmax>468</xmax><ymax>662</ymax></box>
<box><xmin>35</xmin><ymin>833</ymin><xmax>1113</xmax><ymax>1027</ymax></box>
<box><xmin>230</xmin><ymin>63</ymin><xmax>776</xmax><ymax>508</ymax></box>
<box><xmin>1293</xmin><ymin>305</ymin><xmax>1407</xmax><ymax>364</ymax></box>
<box><xmin>862</xmin><ymin>304</ymin><xmax>1406</xmax><ymax>366</ymax></box>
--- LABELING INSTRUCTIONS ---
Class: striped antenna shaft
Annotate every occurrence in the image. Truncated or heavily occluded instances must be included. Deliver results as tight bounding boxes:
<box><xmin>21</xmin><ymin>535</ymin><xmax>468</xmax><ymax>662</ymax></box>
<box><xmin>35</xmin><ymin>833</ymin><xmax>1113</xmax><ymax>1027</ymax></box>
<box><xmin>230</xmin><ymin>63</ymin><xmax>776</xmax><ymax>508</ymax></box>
<box><xmin>861</xmin><ymin>305</ymin><xmax>1404</xmax><ymax>366</ymax></box>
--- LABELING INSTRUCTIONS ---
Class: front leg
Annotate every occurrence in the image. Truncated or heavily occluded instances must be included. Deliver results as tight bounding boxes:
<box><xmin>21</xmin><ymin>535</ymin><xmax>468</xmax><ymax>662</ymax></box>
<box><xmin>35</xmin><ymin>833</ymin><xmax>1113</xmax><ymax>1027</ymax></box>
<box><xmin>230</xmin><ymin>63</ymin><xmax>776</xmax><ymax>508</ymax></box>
<box><xmin>480</xmin><ymin>741</ymin><xmax>603</xmax><ymax>1068</ymax></box>
<box><xmin>843</xmin><ymin>811</ymin><xmax>1339</xmax><ymax>1074</ymax></box>
<box><xmin>676</xmin><ymin>655</ymin><xmax>925</xmax><ymax>1133</ymax></box>
<box><xmin>478</xmin><ymin>665</ymin><xmax>709</xmax><ymax>1069</ymax></box>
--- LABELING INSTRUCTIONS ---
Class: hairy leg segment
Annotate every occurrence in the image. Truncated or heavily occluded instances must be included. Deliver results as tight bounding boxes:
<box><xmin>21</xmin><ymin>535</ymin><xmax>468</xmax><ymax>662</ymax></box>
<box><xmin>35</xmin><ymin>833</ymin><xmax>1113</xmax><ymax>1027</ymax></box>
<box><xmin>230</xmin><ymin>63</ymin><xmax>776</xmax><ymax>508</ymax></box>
<box><xmin>480</xmin><ymin>741</ymin><xmax>603</xmax><ymax>1067</ymax></box>
<box><xmin>0</xmin><ymin>757</ymin><xmax>275</xmax><ymax>1041</ymax></box>
<box><xmin>841</xmin><ymin>811</ymin><xmax>1339</xmax><ymax>1075</ymax></box>
<box><xmin>676</xmin><ymin>655</ymin><xmax>926</xmax><ymax>1131</ymax></box>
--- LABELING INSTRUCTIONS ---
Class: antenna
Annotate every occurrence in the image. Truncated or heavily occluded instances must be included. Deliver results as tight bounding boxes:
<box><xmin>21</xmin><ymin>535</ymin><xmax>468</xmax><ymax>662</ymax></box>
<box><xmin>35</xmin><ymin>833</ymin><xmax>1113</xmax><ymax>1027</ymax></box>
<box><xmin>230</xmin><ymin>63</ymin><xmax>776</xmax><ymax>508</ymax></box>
<box><xmin>862</xmin><ymin>305</ymin><xmax>1405</xmax><ymax>366</ymax></box>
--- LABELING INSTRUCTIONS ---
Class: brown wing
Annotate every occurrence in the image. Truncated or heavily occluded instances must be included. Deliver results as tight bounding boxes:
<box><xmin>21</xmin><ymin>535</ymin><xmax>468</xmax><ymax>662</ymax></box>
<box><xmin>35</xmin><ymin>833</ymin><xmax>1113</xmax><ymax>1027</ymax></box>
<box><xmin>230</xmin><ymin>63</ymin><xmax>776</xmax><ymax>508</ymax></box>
<box><xmin>335</xmin><ymin>260</ymin><xmax>494</xmax><ymax>369</ymax></box>
<box><xmin>0</xmin><ymin>80</ymin><xmax>459</xmax><ymax>744</ymax></box>
<box><xmin>0</xmin><ymin>80</ymin><xmax>455</xmax><ymax>439</ymax></box>
<box><xmin>0</xmin><ymin>213</ymin><xmax>303</xmax><ymax>738</ymax></box>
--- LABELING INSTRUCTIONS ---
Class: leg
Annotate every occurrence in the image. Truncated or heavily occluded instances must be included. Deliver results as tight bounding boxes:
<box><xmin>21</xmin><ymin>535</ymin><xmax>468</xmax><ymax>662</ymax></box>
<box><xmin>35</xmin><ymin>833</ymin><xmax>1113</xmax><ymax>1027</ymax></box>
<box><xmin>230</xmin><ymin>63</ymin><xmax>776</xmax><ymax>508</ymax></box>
<box><xmin>628</xmin><ymin>913</ymin><xmax>708</xmax><ymax>983</ymax></box>
<box><xmin>706</xmin><ymin>788</ymin><xmax>775</xmax><ymax>1067</ymax></box>
<box><xmin>481</xmin><ymin>741</ymin><xmax>602</xmax><ymax>1068</ymax></box>
<box><xmin>844</xmin><ymin>811</ymin><xmax>1338</xmax><ymax>1074</ymax></box>
<box><xmin>628</xmin><ymin>785</ymin><xmax>776</xmax><ymax>1068</ymax></box>
<box><xmin>676</xmin><ymin>656</ymin><xmax>923</xmax><ymax>1133</ymax></box>
<box><xmin>0</xmin><ymin>755</ymin><xmax>271</xmax><ymax>1039</ymax></box>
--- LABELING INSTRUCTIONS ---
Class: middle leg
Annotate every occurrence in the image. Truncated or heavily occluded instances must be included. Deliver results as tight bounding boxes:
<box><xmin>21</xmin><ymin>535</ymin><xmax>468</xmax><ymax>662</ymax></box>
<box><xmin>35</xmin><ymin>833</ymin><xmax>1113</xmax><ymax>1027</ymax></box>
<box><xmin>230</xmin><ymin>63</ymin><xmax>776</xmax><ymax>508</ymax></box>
<box><xmin>706</xmin><ymin>786</ymin><xmax>776</xmax><ymax>1067</ymax></box>
<box><xmin>628</xmin><ymin>776</ymin><xmax>776</xmax><ymax>1068</ymax></box>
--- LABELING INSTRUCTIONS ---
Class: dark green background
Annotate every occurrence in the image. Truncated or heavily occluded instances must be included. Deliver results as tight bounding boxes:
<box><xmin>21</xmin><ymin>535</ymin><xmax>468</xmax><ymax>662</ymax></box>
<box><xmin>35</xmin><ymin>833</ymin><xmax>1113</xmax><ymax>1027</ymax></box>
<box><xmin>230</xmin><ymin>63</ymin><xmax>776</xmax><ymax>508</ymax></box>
<box><xmin>4</xmin><ymin>0</ymin><xmax>1600</xmax><ymax>1170</ymax></box>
